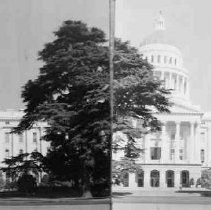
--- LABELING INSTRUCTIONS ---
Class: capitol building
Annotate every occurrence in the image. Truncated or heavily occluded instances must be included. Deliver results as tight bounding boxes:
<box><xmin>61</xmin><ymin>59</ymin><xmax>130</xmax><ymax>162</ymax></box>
<box><xmin>113</xmin><ymin>12</ymin><xmax>211</xmax><ymax>189</ymax></box>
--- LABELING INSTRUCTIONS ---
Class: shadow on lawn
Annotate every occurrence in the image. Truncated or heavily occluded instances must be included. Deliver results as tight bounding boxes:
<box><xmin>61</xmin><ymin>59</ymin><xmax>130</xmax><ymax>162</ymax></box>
<box><xmin>0</xmin><ymin>185</ymin><xmax>111</xmax><ymax>199</ymax></box>
<box><xmin>0</xmin><ymin>190</ymin><xmax>81</xmax><ymax>199</ymax></box>
<box><xmin>112</xmin><ymin>192</ymin><xmax>132</xmax><ymax>198</ymax></box>
<box><xmin>175</xmin><ymin>190</ymin><xmax>211</xmax><ymax>197</ymax></box>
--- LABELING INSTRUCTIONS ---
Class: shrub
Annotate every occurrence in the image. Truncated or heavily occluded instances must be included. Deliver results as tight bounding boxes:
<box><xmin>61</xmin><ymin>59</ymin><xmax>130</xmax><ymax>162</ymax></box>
<box><xmin>17</xmin><ymin>174</ymin><xmax>37</xmax><ymax>194</ymax></box>
<box><xmin>189</xmin><ymin>178</ymin><xmax>195</xmax><ymax>186</ymax></box>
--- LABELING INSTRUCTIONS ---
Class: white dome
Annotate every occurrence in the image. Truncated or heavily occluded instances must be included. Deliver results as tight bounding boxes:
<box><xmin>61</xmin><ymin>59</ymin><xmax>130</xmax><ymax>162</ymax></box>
<box><xmin>139</xmin><ymin>12</ymin><xmax>190</xmax><ymax>104</ymax></box>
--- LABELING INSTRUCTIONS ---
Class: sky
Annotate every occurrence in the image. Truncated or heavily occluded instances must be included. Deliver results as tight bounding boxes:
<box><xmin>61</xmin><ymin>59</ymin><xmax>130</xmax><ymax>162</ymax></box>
<box><xmin>0</xmin><ymin>0</ymin><xmax>109</xmax><ymax>110</ymax></box>
<box><xmin>1</xmin><ymin>0</ymin><xmax>211</xmax><ymax>113</ymax></box>
<box><xmin>116</xmin><ymin>0</ymin><xmax>211</xmax><ymax>112</ymax></box>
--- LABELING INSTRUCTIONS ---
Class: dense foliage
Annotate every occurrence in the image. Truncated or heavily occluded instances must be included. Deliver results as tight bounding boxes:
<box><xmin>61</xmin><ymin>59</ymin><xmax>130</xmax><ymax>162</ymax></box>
<box><xmin>112</xmin><ymin>39</ymin><xmax>172</xmax><ymax>181</ymax></box>
<box><xmin>12</xmin><ymin>21</ymin><xmax>111</xmax><ymax>197</ymax></box>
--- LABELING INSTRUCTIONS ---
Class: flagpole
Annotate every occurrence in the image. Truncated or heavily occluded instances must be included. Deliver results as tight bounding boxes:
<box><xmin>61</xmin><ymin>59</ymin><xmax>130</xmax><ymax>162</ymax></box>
<box><xmin>109</xmin><ymin>0</ymin><xmax>115</xmax><ymax>209</ymax></box>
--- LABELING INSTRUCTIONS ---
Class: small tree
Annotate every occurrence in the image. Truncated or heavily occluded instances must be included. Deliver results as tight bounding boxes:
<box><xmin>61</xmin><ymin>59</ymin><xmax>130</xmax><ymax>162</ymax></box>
<box><xmin>1</xmin><ymin>152</ymin><xmax>43</xmax><ymax>183</ymax></box>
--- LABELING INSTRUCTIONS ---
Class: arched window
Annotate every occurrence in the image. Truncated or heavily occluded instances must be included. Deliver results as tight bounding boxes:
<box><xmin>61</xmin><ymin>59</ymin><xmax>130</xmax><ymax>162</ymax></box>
<box><xmin>122</xmin><ymin>171</ymin><xmax>129</xmax><ymax>187</ymax></box>
<box><xmin>201</xmin><ymin>149</ymin><xmax>205</xmax><ymax>163</ymax></box>
<box><xmin>151</xmin><ymin>55</ymin><xmax>154</xmax><ymax>63</ymax></box>
<box><xmin>174</xmin><ymin>58</ymin><xmax>177</xmax><ymax>65</ymax></box>
<box><xmin>157</xmin><ymin>55</ymin><xmax>161</xmax><ymax>63</ymax></box>
<box><xmin>166</xmin><ymin>170</ymin><xmax>174</xmax><ymax>187</ymax></box>
<box><xmin>136</xmin><ymin>170</ymin><xmax>144</xmax><ymax>187</ymax></box>
<box><xmin>181</xmin><ymin>170</ymin><xmax>189</xmax><ymax>187</ymax></box>
<box><xmin>150</xmin><ymin>170</ymin><xmax>160</xmax><ymax>187</ymax></box>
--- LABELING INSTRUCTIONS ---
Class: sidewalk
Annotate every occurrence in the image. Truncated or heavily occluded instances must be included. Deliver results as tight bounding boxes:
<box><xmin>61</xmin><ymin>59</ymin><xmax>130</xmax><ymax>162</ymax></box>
<box><xmin>113</xmin><ymin>186</ymin><xmax>211</xmax><ymax>197</ymax></box>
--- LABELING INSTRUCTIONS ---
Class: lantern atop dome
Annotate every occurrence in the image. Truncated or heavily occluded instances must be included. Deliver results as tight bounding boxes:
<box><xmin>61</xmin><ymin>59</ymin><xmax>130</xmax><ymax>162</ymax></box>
<box><xmin>154</xmin><ymin>11</ymin><xmax>166</xmax><ymax>31</ymax></box>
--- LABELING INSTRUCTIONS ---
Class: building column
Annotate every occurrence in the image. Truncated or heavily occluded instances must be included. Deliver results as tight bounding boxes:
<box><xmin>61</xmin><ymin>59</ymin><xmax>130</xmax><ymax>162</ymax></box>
<box><xmin>144</xmin><ymin>136</ymin><xmax>150</xmax><ymax>163</ymax></box>
<box><xmin>160</xmin><ymin>170</ymin><xmax>166</xmax><ymax>188</ymax></box>
<box><xmin>161</xmin><ymin>71</ymin><xmax>165</xmax><ymax>87</ymax></box>
<box><xmin>161</xmin><ymin>122</ymin><xmax>168</xmax><ymax>163</ymax></box>
<box><xmin>0</xmin><ymin>127</ymin><xmax>4</xmax><ymax>162</ymax></box>
<box><xmin>175</xmin><ymin>122</ymin><xmax>180</xmax><ymax>163</ymax></box>
<box><xmin>169</xmin><ymin>73</ymin><xmax>173</xmax><ymax>89</ymax></box>
<box><xmin>176</xmin><ymin>74</ymin><xmax>180</xmax><ymax>91</ymax></box>
<box><xmin>161</xmin><ymin>71</ymin><xmax>164</xmax><ymax>80</ymax></box>
<box><xmin>182</xmin><ymin>76</ymin><xmax>185</xmax><ymax>95</ymax></box>
<box><xmin>206</xmin><ymin>126</ymin><xmax>211</xmax><ymax>166</ymax></box>
<box><xmin>194</xmin><ymin>122</ymin><xmax>201</xmax><ymax>164</ymax></box>
<box><xmin>24</xmin><ymin>131</ymin><xmax>28</xmax><ymax>154</ymax></box>
<box><xmin>11</xmin><ymin>133</ymin><xmax>14</xmax><ymax>157</ymax></box>
<box><xmin>190</xmin><ymin>122</ymin><xmax>195</xmax><ymax>163</ymax></box>
<box><xmin>38</xmin><ymin>127</ymin><xmax>42</xmax><ymax>154</ymax></box>
<box><xmin>175</xmin><ymin>170</ymin><xmax>181</xmax><ymax>188</ymax></box>
<box><xmin>129</xmin><ymin>173</ymin><xmax>136</xmax><ymax>188</ymax></box>
<box><xmin>186</xmin><ymin>78</ymin><xmax>190</xmax><ymax>98</ymax></box>
<box><xmin>144</xmin><ymin>170</ymin><xmax>150</xmax><ymax>188</ymax></box>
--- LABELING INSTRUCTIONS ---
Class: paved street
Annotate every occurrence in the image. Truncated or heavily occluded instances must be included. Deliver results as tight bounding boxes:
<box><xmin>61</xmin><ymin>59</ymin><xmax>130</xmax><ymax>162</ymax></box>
<box><xmin>113</xmin><ymin>203</ymin><xmax>211</xmax><ymax>210</ymax></box>
<box><xmin>113</xmin><ymin>188</ymin><xmax>211</xmax><ymax>210</ymax></box>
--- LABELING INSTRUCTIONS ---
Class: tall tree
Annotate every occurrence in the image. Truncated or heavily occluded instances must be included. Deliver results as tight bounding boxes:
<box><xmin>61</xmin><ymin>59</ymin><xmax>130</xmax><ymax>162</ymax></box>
<box><xmin>112</xmin><ymin>39</ymin><xmax>171</xmax><ymax>181</ymax></box>
<box><xmin>13</xmin><ymin>21</ymin><xmax>111</xmax><ymax>197</ymax></box>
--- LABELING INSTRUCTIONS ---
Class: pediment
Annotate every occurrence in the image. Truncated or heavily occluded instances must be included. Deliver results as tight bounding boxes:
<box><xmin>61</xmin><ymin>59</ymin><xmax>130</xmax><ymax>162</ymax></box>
<box><xmin>170</xmin><ymin>102</ymin><xmax>202</xmax><ymax>114</ymax></box>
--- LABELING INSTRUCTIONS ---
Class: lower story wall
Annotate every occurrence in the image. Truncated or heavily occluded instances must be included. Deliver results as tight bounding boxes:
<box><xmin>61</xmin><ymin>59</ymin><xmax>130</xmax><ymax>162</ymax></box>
<box><xmin>119</xmin><ymin>164</ymin><xmax>202</xmax><ymax>189</ymax></box>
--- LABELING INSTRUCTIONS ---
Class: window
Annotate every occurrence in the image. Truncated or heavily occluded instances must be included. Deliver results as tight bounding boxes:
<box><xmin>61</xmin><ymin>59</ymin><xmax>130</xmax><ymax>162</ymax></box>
<box><xmin>166</xmin><ymin>170</ymin><xmax>174</xmax><ymax>187</ymax></box>
<box><xmin>179</xmin><ymin>77</ymin><xmax>182</xmax><ymax>91</ymax></box>
<box><xmin>157</xmin><ymin>55</ymin><xmax>161</xmax><ymax>63</ymax></box>
<box><xmin>150</xmin><ymin>170</ymin><xmax>160</xmax><ymax>187</ymax></box>
<box><xmin>19</xmin><ymin>134</ymin><xmax>23</xmax><ymax>143</ymax></box>
<box><xmin>170</xmin><ymin>148</ymin><xmax>175</xmax><ymax>160</ymax></box>
<box><xmin>19</xmin><ymin>149</ymin><xmax>23</xmax><ymax>154</ymax></box>
<box><xmin>153</xmin><ymin>71</ymin><xmax>161</xmax><ymax>80</ymax></box>
<box><xmin>151</xmin><ymin>55</ymin><xmax>154</xmax><ymax>63</ymax></box>
<box><xmin>5</xmin><ymin>121</ymin><xmax>10</xmax><ymax>125</ymax></box>
<box><xmin>5</xmin><ymin>149</ymin><xmax>9</xmax><ymax>158</ymax></box>
<box><xmin>179</xmin><ymin>149</ymin><xmax>184</xmax><ymax>160</ymax></box>
<box><xmin>33</xmin><ymin>132</ymin><xmax>37</xmax><ymax>143</ymax></box>
<box><xmin>184</xmin><ymin>80</ymin><xmax>187</xmax><ymax>94</ymax></box>
<box><xmin>150</xmin><ymin>147</ymin><xmax>161</xmax><ymax>160</ymax></box>
<box><xmin>164</xmin><ymin>56</ymin><xmax>167</xmax><ymax>63</ymax></box>
<box><xmin>174</xmin><ymin>58</ymin><xmax>177</xmax><ymax>65</ymax></box>
<box><xmin>201</xmin><ymin>149</ymin><xmax>205</xmax><ymax>163</ymax></box>
<box><xmin>137</xmin><ymin>171</ymin><xmax>144</xmax><ymax>187</ymax></box>
<box><xmin>5</xmin><ymin>132</ymin><xmax>10</xmax><ymax>143</ymax></box>
<box><xmin>170</xmin><ymin>133</ymin><xmax>175</xmax><ymax>141</ymax></box>
<box><xmin>172</xmin><ymin>74</ymin><xmax>177</xmax><ymax>90</ymax></box>
<box><xmin>169</xmin><ymin>57</ymin><xmax>172</xmax><ymax>64</ymax></box>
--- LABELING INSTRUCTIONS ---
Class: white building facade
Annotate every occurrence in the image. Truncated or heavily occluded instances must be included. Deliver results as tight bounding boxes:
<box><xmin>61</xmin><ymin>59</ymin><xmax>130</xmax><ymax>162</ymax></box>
<box><xmin>0</xmin><ymin>110</ymin><xmax>49</xmax><ymax>181</ymax></box>
<box><xmin>113</xmin><ymin>12</ymin><xmax>211</xmax><ymax>189</ymax></box>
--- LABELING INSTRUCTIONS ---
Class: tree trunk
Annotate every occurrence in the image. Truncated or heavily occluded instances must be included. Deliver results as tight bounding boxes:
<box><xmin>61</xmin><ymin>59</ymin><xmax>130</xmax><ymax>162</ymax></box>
<box><xmin>82</xmin><ymin>173</ymin><xmax>93</xmax><ymax>198</ymax></box>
